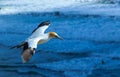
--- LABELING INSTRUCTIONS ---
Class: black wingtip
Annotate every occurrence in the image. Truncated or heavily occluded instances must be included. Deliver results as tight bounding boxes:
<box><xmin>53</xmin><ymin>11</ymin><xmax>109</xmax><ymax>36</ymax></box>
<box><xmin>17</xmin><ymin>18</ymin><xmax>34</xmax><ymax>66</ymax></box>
<box><xmin>10</xmin><ymin>42</ymin><xmax>27</xmax><ymax>49</ymax></box>
<box><xmin>10</xmin><ymin>45</ymin><xmax>21</xmax><ymax>49</ymax></box>
<box><xmin>32</xmin><ymin>20</ymin><xmax>50</xmax><ymax>33</ymax></box>
<box><xmin>38</xmin><ymin>20</ymin><xmax>50</xmax><ymax>27</ymax></box>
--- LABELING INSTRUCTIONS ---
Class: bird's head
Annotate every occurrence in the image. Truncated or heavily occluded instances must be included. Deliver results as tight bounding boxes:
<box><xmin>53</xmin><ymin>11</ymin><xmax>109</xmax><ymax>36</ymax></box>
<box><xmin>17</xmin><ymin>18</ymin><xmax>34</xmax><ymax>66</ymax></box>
<box><xmin>49</xmin><ymin>32</ymin><xmax>63</xmax><ymax>40</ymax></box>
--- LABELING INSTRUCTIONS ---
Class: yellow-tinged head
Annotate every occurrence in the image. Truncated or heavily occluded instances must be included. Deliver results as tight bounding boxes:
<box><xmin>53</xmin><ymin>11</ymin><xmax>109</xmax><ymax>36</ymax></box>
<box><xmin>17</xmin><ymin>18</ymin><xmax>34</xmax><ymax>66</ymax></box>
<box><xmin>49</xmin><ymin>32</ymin><xmax>63</xmax><ymax>40</ymax></box>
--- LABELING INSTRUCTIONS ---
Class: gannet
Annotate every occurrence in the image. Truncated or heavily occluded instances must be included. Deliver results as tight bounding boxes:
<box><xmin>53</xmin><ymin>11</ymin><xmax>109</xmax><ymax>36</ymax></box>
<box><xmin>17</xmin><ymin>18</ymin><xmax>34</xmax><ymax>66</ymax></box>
<box><xmin>11</xmin><ymin>20</ymin><xmax>63</xmax><ymax>63</ymax></box>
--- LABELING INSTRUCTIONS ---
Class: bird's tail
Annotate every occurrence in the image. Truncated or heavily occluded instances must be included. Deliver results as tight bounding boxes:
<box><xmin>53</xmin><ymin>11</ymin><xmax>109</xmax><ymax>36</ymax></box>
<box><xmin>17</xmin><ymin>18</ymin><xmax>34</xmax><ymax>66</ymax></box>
<box><xmin>10</xmin><ymin>42</ymin><xmax>26</xmax><ymax>49</ymax></box>
<box><xmin>21</xmin><ymin>48</ymin><xmax>35</xmax><ymax>63</ymax></box>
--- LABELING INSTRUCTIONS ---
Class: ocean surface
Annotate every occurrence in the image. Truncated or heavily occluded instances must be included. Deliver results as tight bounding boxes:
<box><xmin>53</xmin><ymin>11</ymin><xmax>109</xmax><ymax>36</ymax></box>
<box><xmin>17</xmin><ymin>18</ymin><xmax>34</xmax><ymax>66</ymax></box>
<box><xmin>0</xmin><ymin>0</ymin><xmax>120</xmax><ymax>77</ymax></box>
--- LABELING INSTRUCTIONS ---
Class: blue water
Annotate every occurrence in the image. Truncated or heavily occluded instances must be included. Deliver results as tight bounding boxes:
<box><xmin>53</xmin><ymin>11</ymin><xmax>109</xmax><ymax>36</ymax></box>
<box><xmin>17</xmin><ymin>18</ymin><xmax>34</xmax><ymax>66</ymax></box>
<box><xmin>0</xmin><ymin>13</ymin><xmax>120</xmax><ymax>77</ymax></box>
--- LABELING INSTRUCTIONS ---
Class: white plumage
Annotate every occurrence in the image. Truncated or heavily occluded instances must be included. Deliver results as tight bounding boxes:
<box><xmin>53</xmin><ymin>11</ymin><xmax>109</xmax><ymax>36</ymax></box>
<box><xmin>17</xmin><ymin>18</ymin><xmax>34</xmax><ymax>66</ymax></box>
<box><xmin>29</xmin><ymin>25</ymin><xmax>49</xmax><ymax>38</ymax></box>
<box><xmin>11</xmin><ymin>20</ymin><xmax>63</xmax><ymax>63</ymax></box>
<box><xmin>26</xmin><ymin>25</ymin><xmax>49</xmax><ymax>48</ymax></box>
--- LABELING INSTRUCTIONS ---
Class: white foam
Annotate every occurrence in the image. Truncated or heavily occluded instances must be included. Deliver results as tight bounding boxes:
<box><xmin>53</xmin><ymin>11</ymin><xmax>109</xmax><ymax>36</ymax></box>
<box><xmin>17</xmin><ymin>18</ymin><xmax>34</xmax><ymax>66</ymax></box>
<box><xmin>2</xmin><ymin>0</ymin><xmax>120</xmax><ymax>16</ymax></box>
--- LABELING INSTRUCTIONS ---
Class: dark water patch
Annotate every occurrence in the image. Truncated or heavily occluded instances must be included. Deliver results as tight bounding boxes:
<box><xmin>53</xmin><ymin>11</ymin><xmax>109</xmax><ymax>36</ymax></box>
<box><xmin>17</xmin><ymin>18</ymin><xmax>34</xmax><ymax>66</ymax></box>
<box><xmin>88</xmin><ymin>68</ymin><xmax>120</xmax><ymax>77</ymax></box>
<box><xmin>0</xmin><ymin>64</ymin><xmax>35</xmax><ymax>68</ymax></box>
<box><xmin>1</xmin><ymin>11</ymin><xmax>120</xmax><ymax>19</ymax></box>
<box><xmin>0</xmin><ymin>64</ymin><xmax>45</xmax><ymax>76</ymax></box>
<box><xmin>17</xmin><ymin>66</ymin><xmax>65</xmax><ymax>77</ymax></box>
<box><xmin>111</xmin><ymin>57</ymin><xmax>120</xmax><ymax>60</ymax></box>
<box><xmin>35</xmin><ymin>57</ymin><xmax>102</xmax><ymax>73</ymax></box>
<box><xmin>0</xmin><ymin>43</ymin><xmax>11</xmax><ymax>48</ymax></box>
<box><xmin>17</xmin><ymin>69</ymin><xmax>42</xmax><ymax>75</ymax></box>
<box><xmin>36</xmin><ymin>51</ymin><xmax>93</xmax><ymax>63</ymax></box>
<box><xmin>0</xmin><ymin>31</ymin><xmax>29</xmax><ymax>35</ymax></box>
<box><xmin>90</xmin><ymin>54</ymin><xmax>120</xmax><ymax>61</ymax></box>
<box><xmin>29</xmin><ymin>12</ymin><xmax>120</xmax><ymax>18</ymax></box>
<box><xmin>0</xmin><ymin>57</ymin><xmax>14</xmax><ymax>61</ymax></box>
<box><xmin>64</xmin><ymin>71</ymin><xmax>87</xmax><ymax>77</ymax></box>
<box><xmin>0</xmin><ymin>70</ymin><xmax>43</xmax><ymax>77</ymax></box>
<box><xmin>92</xmin><ymin>40</ymin><xmax>120</xmax><ymax>44</ymax></box>
<box><xmin>65</xmin><ymin>37</ymin><xmax>120</xmax><ymax>44</ymax></box>
<box><xmin>0</xmin><ymin>64</ymin><xmax>34</xmax><ymax>70</ymax></box>
<box><xmin>55</xmin><ymin>51</ymin><xmax>93</xmax><ymax>58</ymax></box>
<box><xmin>0</xmin><ymin>64</ymin><xmax>44</xmax><ymax>76</ymax></box>
<box><xmin>0</xmin><ymin>70</ymin><xmax>20</xmax><ymax>77</ymax></box>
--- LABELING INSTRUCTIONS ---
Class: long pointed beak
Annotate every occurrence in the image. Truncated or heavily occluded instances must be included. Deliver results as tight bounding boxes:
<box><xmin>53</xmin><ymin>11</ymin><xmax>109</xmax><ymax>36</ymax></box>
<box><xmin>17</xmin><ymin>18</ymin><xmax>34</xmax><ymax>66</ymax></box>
<box><xmin>56</xmin><ymin>35</ymin><xmax>64</xmax><ymax>40</ymax></box>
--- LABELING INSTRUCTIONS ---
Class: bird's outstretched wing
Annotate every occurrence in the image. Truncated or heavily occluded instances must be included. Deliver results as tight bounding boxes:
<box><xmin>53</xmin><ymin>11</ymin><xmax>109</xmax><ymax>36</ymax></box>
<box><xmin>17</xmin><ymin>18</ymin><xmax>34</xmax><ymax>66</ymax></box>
<box><xmin>31</xmin><ymin>20</ymin><xmax>50</xmax><ymax>37</ymax></box>
<box><xmin>21</xmin><ymin>38</ymin><xmax>40</xmax><ymax>63</ymax></box>
<box><xmin>21</xmin><ymin>47</ymin><xmax>35</xmax><ymax>63</ymax></box>
<box><xmin>11</xmin><ymin>20</ymin><xmax>50</xmax><ymax>63</ymax></box>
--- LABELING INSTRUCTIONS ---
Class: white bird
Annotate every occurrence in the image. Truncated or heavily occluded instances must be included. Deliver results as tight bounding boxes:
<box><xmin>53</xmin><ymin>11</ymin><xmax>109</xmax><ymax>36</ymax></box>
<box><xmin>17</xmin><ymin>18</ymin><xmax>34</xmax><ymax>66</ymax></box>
<box><xmin>11</xmin><ymin>20</ymin><xmax>63</xmax><ymax>63</ymax></box>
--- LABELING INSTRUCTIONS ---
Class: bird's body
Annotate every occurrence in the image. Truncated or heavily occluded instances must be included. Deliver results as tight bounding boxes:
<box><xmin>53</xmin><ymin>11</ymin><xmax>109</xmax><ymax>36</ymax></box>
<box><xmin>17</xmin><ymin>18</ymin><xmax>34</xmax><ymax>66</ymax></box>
<box><xmin>11</xmin><ymin>20</ymin><xmax>63</xmax><ymax>63</ymax></box>
<box><xmin>26</xmin><ymin>33</ymin><xmax>50</xmax><ymax>48</ymax></box>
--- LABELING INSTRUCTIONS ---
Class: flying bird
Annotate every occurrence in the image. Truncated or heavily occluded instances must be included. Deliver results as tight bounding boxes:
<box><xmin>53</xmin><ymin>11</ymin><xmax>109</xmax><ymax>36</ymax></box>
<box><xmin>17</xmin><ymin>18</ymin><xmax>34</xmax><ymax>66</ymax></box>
<box><xmin>11</xmin><ymin>20</ymin><xmax>63</xmax><ymax>63</ymax></box>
